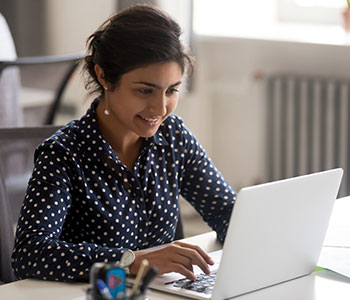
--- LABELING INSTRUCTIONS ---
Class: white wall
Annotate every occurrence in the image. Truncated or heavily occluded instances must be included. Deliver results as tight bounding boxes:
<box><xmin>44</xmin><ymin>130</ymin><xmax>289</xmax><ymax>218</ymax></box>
<box><xmin>46</xmin><ymin>0</ymin><xmax>116</xmax><ymax>55</ymax></box>
<box><xmin>43</xmin><ymin>0</ymin><xmax>117</xmax><ymax>124</ymax></box>
<box><xmin>176</xmin><ymin>36</ymin><xmax>350</xmax><ymax>192</ymax></box>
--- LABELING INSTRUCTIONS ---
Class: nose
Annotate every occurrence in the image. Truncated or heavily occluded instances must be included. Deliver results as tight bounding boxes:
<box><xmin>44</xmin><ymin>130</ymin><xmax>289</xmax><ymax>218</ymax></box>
<box><xmin>149</xmin><ymin>93</ymin><xmax>167</xmax><ymax>116</ymax></box>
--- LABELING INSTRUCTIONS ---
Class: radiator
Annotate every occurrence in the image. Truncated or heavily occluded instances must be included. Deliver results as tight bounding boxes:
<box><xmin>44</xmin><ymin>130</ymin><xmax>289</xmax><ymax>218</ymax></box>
<box><xmin>267</xmin><ymin>74</ymin><xmax>350</xmax><ymax>197</ymax></box>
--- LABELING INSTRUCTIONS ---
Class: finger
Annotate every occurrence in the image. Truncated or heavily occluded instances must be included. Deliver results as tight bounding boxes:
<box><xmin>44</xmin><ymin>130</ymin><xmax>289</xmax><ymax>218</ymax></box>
<box><xmin>168</xmin><ymin>250</ymin><xmax>194</xmax><ymax>274</ymax></box>
<box><xmin>170</xmin><ymin>262</ymin><xmax>196</xmax><ymax>281</ymax></box>
<box><xmin>173</xmin><ymin>241</ymin><xmax>214</xmax><ymax>265</ymax></box>
<box><xmin>172</xmin><ymin>245</ymin><xmax>211</xmax><ymax>275</ymax></box>
<box><xmin>182</xmin><ymin>258</ymin><xmax>194</xmax><ymax>275</ymax></box>
<box><xmin>156</xmin><ymin>257</ymin><xmax>194</xmax><ymax>280</ymax></box>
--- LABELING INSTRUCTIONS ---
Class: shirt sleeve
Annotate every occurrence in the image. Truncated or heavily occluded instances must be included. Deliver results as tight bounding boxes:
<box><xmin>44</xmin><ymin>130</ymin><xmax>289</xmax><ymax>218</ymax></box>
<box><xmin>178</xmin><ymin>123</ymin><xmax>236</xmax><ymax>243</ymax></box>
<box><xmin>11</xmin><ymin>140</ymin><xmax>130</xmax><ymax>281</ymax></box>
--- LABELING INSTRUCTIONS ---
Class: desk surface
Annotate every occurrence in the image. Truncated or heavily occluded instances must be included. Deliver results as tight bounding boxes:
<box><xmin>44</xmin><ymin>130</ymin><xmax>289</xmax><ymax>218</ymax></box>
<box><xmin>0</xmin><ymin>268</ymin><xmax>349</xmax><ymax>300</ymax></box>
<box><xmin>1</xmin><ymin>199</ymin><xmax>350</xmax><ymax>300</ymax></box>
<box><xmin>0</xmin><ymin>232</ymin><xmax>221</xmax><ymax>300</ymax></box>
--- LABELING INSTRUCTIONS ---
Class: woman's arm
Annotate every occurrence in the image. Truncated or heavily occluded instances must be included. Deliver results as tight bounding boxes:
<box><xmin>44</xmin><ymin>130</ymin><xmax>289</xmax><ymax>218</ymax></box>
<box><xmin>179</xmin><ymin>124</ymin><xmax>236</xmax><ymax>243</ymax></box>
<box><xmin>11</xmin><ymin>141</ymin><xmax>131</xmax><ymax>281</ymax></box>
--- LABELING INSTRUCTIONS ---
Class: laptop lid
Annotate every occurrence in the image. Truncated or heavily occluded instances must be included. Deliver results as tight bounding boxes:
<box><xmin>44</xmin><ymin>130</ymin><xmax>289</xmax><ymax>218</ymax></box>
<box><xmin>212</xmin><ymin>168</ymin><xmax>343</xmax><ymax>299</ymax></box>
<box><xmin>141</xmin><ymin>169</ymin><xmax>343</xmax><ymax>299</ymax></box>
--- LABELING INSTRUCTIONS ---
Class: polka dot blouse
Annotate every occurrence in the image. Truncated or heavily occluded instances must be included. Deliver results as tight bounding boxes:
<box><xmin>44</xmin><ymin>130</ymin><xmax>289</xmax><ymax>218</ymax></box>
<box><xmin>12</xmin><ymin>99</ymin><xmax>236</xmax><ymax>281</ymax></box>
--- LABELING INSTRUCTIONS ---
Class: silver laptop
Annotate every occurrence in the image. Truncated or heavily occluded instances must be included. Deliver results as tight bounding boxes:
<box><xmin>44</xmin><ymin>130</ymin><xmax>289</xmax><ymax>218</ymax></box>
<box><xmin>145</xmin><ymin>169</ymin><xmax>343</xmax><ymax>300</ymax></box>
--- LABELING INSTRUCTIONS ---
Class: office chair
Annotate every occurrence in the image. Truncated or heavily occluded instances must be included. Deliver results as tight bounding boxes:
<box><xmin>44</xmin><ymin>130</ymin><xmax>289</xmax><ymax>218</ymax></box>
<box><xmin>174</xmin><ymin>211</ymin><xmax>184</xmax><ymax>240</ymax></box>
<box><xmin>0</xmin><ymin>51</ymin><xmax>84</xmax><ymax>126</ymax></box>
<box><xmin>0</xmin><ymin>125</ymin><xmax>61</xmax><ymax>283</ymax></box>
<box><xmin>0</xmin><ymin>164</ymin><xmax>15</xmax><ymax>283</ymax></box>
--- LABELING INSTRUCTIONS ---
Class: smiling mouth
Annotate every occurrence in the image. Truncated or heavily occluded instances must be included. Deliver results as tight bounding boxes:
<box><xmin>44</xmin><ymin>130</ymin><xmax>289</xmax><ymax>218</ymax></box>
<box><xmin>139</xmin><ymin>116</ymin><xmax>160</xmax><ymax>123</ymax></box>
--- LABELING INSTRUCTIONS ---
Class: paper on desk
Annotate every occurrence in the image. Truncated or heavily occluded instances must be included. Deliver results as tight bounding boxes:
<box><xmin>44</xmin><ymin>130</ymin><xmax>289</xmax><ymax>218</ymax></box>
<box><xmin>317</xmin><ymin>197</ymin><xmax>350</xmax><ymax>278</ymax></box>
<box><xmin>323</xmin><ymin>197</ymin><xmax>350</xmax><ymax>247</ymax></box>
<box><xmin>318</xmin><ymin>246</ymin><xmax>350</xmax><ymax>278</ymax></box>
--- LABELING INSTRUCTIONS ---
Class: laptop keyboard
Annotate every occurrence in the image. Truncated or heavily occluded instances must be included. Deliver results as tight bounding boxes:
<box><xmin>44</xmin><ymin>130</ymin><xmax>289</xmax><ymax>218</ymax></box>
<box><xmin>165</xmin><ymin>271</ymin><xmax>217</xmax><ymax>295</ymax></box>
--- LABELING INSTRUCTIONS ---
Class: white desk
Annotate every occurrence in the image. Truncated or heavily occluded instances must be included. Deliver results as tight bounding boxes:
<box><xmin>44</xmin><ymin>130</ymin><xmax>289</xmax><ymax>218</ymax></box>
<box><xmin>1</xmin><ymin>200</ymin><xmax>349</xmax><ymax>300</ymax></box>
<box><xmin>0</xmin><ymin>232</ymin><xmax>220</xmax><ymax>300</ymax></box>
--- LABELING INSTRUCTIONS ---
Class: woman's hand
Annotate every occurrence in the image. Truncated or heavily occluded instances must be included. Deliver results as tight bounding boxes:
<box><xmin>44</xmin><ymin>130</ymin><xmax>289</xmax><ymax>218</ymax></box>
<box><xmin>129</xmin><ymin>241</ymin><xmax>214</xmax><ymax>281</ymax></box>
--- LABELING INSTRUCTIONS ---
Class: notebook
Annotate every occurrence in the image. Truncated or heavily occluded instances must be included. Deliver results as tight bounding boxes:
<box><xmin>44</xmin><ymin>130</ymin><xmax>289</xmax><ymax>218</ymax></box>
<box><xmin>145</xmin><ymin>168</ymin><xmax>343</xmax><ymax>300</ymax></box>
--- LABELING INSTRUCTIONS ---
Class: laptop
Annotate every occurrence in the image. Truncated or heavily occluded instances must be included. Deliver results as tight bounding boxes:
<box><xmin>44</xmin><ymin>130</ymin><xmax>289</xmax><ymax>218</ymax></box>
<box><xmin>144</xmin><ymin>168</ymin><xmax>343</xmax><ymax>300</ymax></box>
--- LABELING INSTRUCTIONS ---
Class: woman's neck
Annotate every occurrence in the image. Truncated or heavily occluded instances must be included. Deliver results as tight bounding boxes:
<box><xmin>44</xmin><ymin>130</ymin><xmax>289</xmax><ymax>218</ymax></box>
<box><xmin>95</xmin><ymin>100</ymin><xmax>143</xmax><ymax>170</ymax></box>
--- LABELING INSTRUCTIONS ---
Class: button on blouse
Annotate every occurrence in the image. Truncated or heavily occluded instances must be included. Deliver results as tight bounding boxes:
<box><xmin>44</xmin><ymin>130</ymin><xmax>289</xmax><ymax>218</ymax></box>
<box><xmin>12</xmin><ymin>99</ymin><xmax>236</xmax><ymax>281</ymax></box>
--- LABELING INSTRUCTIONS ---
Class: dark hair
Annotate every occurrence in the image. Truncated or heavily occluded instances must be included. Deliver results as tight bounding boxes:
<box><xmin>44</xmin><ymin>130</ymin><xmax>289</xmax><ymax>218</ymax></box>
<box><xmin>83</xmin><ymin>4</ymin><xmax>194</xmax><ymax>96</ymax></box>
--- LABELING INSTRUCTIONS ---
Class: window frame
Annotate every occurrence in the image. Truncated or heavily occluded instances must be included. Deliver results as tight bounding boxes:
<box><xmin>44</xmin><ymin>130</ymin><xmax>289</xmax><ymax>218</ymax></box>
<box><xmin>277</xmin><ymin>0</ymin><xmax>345</xmax><ymax>25</ymax></box>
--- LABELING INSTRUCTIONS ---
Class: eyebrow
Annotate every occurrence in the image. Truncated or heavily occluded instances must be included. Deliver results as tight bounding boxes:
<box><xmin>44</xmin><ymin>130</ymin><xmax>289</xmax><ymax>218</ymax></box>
<box><xmin>133</xmin><ymin>81</ymin><xmax>182</xmax><ymax>90</ymax></box>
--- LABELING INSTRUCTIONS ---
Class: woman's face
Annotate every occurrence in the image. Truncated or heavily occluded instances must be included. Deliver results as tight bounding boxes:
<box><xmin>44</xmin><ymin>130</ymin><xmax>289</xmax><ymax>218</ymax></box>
<box><xmin>101</xmin><ymin>62</ymin><xmax>183</xmax><ymax>139</ymax></box>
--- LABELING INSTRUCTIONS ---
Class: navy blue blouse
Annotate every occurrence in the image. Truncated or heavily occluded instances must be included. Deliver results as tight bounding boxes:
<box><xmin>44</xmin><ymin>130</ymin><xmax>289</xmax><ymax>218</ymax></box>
<box><xmin>12</xmin><ymin>100</ymin><xmax>236</xmax><ymax>281</ymax></box>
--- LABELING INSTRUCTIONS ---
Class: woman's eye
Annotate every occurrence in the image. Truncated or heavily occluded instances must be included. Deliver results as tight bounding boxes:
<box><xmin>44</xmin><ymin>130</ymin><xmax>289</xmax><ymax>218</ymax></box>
<box><xmin>139</xmin><ymin>89</ymin><xmax>153</xmax><ymax>95</ymax></box>
<box><xmin>166</xmin><ymin>88</ymin><xmax>179</xmax><ymax>95</ymax></box>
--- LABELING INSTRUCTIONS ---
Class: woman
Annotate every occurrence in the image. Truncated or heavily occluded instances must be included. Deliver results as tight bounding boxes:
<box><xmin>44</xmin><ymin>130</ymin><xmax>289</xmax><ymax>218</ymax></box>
<box><xmin>12</xmin><ymin>4</ymin><xmax>236</xmax><ymax>282</ymax></box>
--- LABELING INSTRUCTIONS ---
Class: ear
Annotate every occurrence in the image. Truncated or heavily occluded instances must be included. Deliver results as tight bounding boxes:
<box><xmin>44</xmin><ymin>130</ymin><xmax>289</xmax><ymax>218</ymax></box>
<box><xmin>94</xmin><ymin>64</ymin><xmax>108</xmax><ymax>88</ymax></box>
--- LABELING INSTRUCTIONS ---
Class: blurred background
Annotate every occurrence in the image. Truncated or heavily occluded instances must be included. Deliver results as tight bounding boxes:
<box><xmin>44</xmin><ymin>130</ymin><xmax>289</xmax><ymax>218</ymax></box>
<box><xmin>1</xmin><ymin>0</ymin><xmax>350</xmax><ymax>236</ymax></box>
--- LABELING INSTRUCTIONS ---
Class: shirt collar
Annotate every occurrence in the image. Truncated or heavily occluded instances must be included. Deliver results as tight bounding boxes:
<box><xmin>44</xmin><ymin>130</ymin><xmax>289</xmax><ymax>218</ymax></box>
<box><xmin>145</xmin><ymin>124</ymin><xmax>169</xmax><ymax>147</ymax></box>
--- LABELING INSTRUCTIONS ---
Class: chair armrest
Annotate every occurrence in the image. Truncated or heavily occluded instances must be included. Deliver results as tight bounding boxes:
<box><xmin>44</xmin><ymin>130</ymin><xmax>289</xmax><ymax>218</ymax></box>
<box><xmin>0</xmin><ymin>51</ymin><xmax>85</xmax><ymax>73</ymax></box>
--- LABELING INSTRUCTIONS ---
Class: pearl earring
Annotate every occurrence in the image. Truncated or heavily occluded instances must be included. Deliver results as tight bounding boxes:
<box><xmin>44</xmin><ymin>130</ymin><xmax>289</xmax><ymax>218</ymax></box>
<box><xmin>103</xmin><ymin>86</ymin><xmax>110</xmax><ymax>115</ymax></box>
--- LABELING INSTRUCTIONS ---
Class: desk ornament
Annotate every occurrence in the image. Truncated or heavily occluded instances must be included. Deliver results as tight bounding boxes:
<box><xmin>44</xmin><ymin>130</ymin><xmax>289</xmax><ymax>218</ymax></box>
<box><xmin>87</xmin><ymin>258</ymin><xmax>158</xmax><ymax>300</ymax></box>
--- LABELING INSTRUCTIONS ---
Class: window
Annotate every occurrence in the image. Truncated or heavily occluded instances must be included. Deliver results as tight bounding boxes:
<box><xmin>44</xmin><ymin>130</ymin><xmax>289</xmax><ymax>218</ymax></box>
<box><xmin>193</xmin><ymin>0</ymin><xmax>348</xmax><ymax>44</ymax></box>
<box><xmin>193</xmin><ymin>0</ymin><xmax>277</xmax><ymax>36</ymax></box>
<box><xmin>278</xmin><ymin>0</ymin><xmax>348</xmax><ymax>25</ymax></box>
